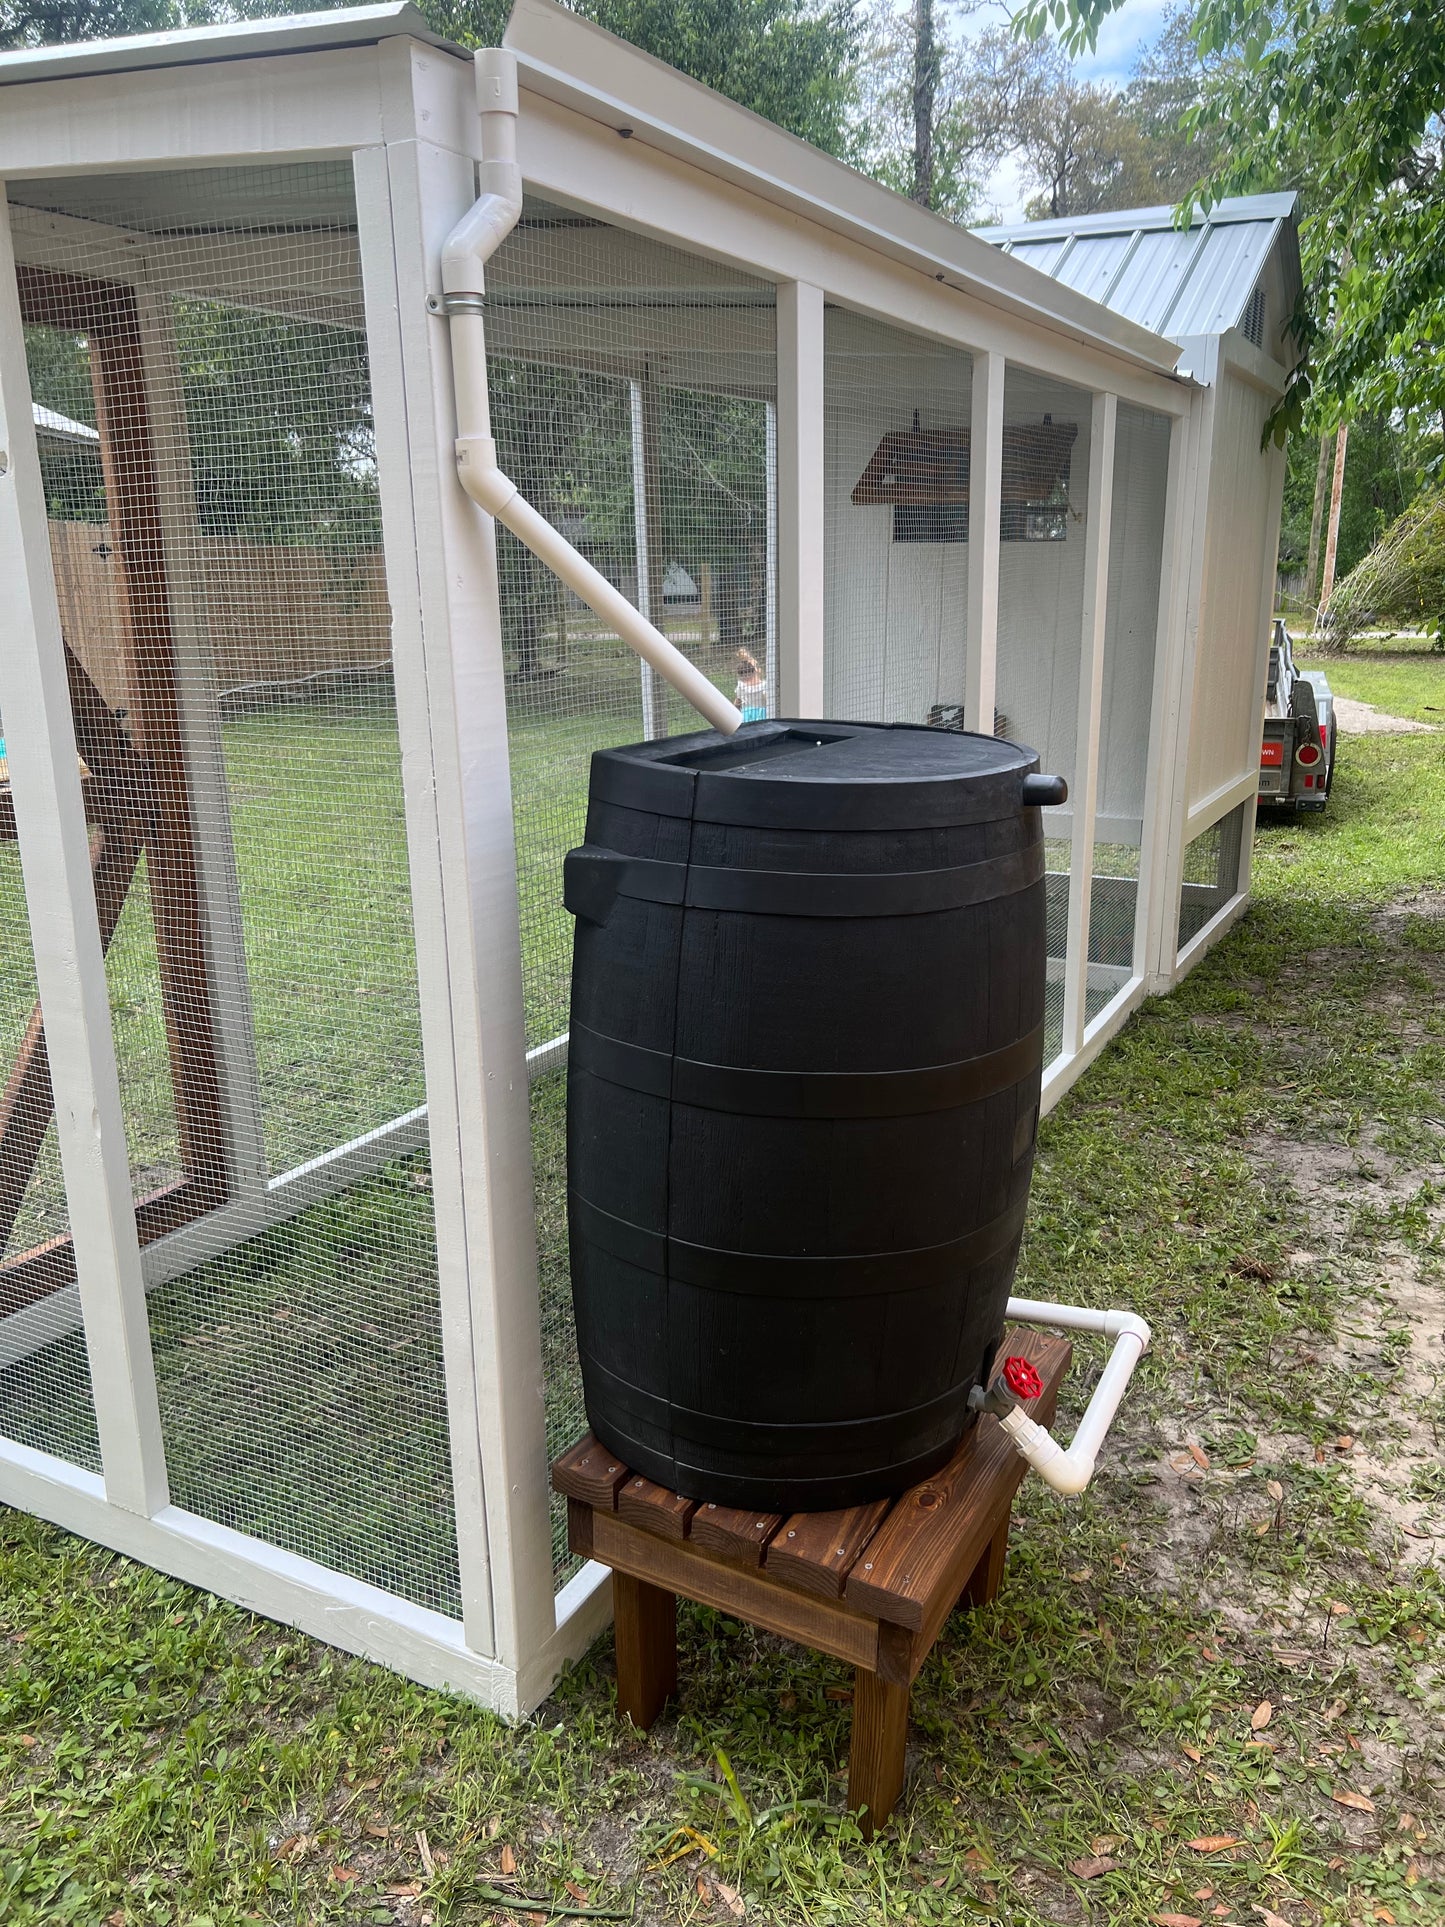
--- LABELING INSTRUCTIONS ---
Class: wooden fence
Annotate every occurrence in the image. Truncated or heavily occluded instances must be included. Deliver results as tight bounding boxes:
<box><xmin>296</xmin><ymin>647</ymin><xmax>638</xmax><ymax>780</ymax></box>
<box><xmin>47</xmin><ymin>518</ymin><xmax>391</xmax><ymax>715</ymax></box>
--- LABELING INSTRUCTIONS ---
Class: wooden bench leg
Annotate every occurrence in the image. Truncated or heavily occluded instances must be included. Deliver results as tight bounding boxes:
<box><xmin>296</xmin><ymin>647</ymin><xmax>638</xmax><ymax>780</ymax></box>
<box><xmin>612</xmin><ymin>1571</ymin><xmax>677</xmax><ymax>1730</ymax></box>
<box><xmin>960</xmin><ymin>1516</ymin><xmax>1010</xmax><ymax>1610</ymax></box>
<box><xmin>848</xmin><ymin>1667</ymin><xmax>909</xmax><ymax>1839</ymax></box>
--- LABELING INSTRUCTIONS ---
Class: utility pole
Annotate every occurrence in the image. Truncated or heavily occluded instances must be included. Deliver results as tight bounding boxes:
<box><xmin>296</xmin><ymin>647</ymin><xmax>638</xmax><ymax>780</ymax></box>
<box><xmin>1318</xmin><ymin>423</ymin><xmax>1350</xmax><ymax>617</ymax></box>
<box><xmin>1304</xmin><ymin>431</ymin><xmax>1332</xmax><ymax>612</ymax></box>
<box><xmin>911</xmin><ymin>0</ymin><xmax>939</xmax><ymax>208</ymax></box>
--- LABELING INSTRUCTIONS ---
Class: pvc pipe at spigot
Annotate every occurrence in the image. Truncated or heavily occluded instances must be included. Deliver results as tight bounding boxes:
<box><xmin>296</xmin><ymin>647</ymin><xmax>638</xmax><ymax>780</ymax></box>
<box><xmin>457</xmin><ymin>438</ymin><xmax>744</xmax><ymax>736</ymax></box>
<box><xmin>985</xmin><ymin>1298</ymin><xmax>1152</xmax><ymax>1497</ymax></box>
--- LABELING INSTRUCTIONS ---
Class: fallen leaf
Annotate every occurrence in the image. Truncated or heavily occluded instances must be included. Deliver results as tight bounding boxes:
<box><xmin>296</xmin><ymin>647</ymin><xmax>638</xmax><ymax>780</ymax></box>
<box><xmin>566</xmin><ymin>1882</ymin><xmax>590</xmax><ymax>1904</ymax></box>
<box><xmin>962</xmin><ymin>1847</ymin><xmax>992</xmax><ymax>1871</ymax></box>
<box><xmin>1266</xmin><ymin>1479</ymin><xmax>1284</xmax><ymax>1503</ymax></box>
<box><xmin>487</xmin><ymin>1814</ymin><xmax>504</xmax><ymax>1838</ymax></box>
<box><xmin>1193</xmin><ymin>1890</ymin><xmax>1214</xmax><ymax>1903</ymax></box>
<box><xmin>1314</xmin><ymin>1445</ymin><xmax>1326</xmax><ymax>1463</ymax></box>
<box><xmin>1091</xmin><ymin>1835</ymin><xmax>1124</xmax><ymax>1855</ymax></box>
<box><xmin>18</xmin><ymin>1734</ymin><xmax>38</xmax><ymax>1750</ymax></box>
<box><xmin>1336</xmin><ymin>1435</ymin><xmax>1353</xmax><ymax>1453</ymax></box>
<box><xmin>330</xmin><ymin>1864</ymin><xmax>357</xmax><ymax>1882</ymax></box>
<box><xmin>1212</xmin><ymin>1907</ymin><xmax>1231</xmax><ymax>1919</ymax></box>
<box><xmin>1181</xmin><ymin>1745</ymin><xmax>1203</xmax><ymax>1762</ymax></box>
<box><xmin>1331</xmin><ymin>1789</ymin><xmax>1375</xmax><ymax>1813</ymax></box>
<box><xmin>499</xmin><ymin>1842</ymin><xmax>518</xmax><ymax>1875</ymax></box>
<box><xmin>387</xmin><ymin>1883</ymin><xmax>423</xmax><ymax>1898</ymax></box>
<box><xmin>1251</xmin><ymin>1700</ymin><xmax>1273</xmax><ymax>1731</ymax></box>
<box><xmin>714</xmin><ymin>1878</ymin><xmax>746</xmax><ymax>1918</ymax></box>
<box><xmin>1069</xmin><ymin>1855</ymin><xmax>1118</xmax><ymax>1879</ymax></box>
<box><xmin>364</xmin><ymin>1821</ymin><xmax>391</xmax><ymax>1839</ymax></box>
<box><xmin>1201</xmin><ymin>1646</ymin><xmax>1221</xmax><ymax>1662</ymax></box>
<box><xmin>1398</xmin><ymin>1813</ymin><xmax>1418</xmax><ymax>1832</ymax></box>
<box><xmin>1251</xmin><ymin>1909</ymin><xmax>1291</xmax><ymax>1927</ymax></box>
<box><xmin>1068</xmin><ymin>1567</ymin><xmax>1093</xmax><ymax>1582</ymax></box>
<box><xmin>1152</xmin><ymin>1914</ymin><xmax>1203</xmax><ymax>1927</ymax></box>
<box><xmin>1401</xmin><ymin>1521</ymin><xmax>1432</xmax><ymax>1539</ymax></box>
<box><xmin>777</xmin><ymin>1690</ymin><xmax>797</xmax><ymax>1713</ymax></box>
<box><xmin>1189</xmin><ymin>1444</ymin><xmax>1211</xmax><ymax>1469</ymax></box>
<box><xmin>1231</xmin><ymin>1256</ymin><xmax>1275</xmax><ymax>1280</ymax></box>
<box><xmin>107</xmin><ymin>1914</ymin><xmax>126</xmax><ymax>1927</ymax></box>
<box><xmin>1374</xmin><ymin>1908</ymin><xmax>1396</xmax><ymax>1924</ymax></box>
<box><xmin>1407</xmin><ymin>1624</ymin><xmax>1427</xmax><ymax>1646</ymax></box>
<box><xmin>696</xmin><ymin>1876</ymin><xmax>709</xmax><ymax>1901</ymax></box>
<box><xmin>1187</xmin><ymin>1835</ymin><xmax>1241</xmax><ymax>1853</ymax></box>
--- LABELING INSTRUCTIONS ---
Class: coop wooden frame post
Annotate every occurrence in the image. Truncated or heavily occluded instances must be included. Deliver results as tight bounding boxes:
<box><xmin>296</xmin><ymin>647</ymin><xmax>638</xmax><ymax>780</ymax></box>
<box><xmin>776</xmin><ymin>280</ymin><xmax>826</xmax><ymax>716</ymax></box>
<box><xmin>0</xmin><ymin>194</ymin><xmax>169</xmax><ymax>1518</ymax></box>
<box><xmin>1130</xmin><ymin>405</ymin><xmax>1194</xmax><ymax>1001</ymax></box>
<box><xmin>1062</xmin><ymin>390</ymin><xmax>1117</xmax><ymax>1060</ymax></box>
<box><xmin>132</xmin><ymin>278</ymin><xmax>268</xmax><ymax>1208</ymax></box>
<box><xmin>964</xmin><ymin>349</ymin><xmax>1003</xmax><ymax>737</ymax></box>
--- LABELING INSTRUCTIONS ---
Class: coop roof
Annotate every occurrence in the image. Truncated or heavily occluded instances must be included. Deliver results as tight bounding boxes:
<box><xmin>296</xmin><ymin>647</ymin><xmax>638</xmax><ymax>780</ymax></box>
<box><xmin>32</xmin><ymin>403</ymin><xmax>100</xmax><ymax>447</ymax></box>
<box><xmin>0</xmin><ymin>4</ymin><xmax>459</xmax><ymax>85</ymax></box>
<box><xmin>0</xmin><ymin>2</ymin><xmax>1193</xmax><ymax>387</ymax></box>
<box><xmin>973</xmin><ymin>195</ymin><xmax>1301</xmax><ymax>347</ymax></box>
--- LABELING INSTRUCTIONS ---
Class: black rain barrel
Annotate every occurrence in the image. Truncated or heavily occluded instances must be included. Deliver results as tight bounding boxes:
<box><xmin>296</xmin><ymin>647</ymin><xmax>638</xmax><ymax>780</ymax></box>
<box><xmin>563</xmin><ymin>719</ymin><xmax>1063</xmax><ymax>1511</ymax></box>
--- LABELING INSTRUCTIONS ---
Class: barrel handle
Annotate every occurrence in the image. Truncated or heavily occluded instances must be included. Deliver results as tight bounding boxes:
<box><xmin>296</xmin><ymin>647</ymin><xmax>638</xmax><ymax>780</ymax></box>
<box><xmin>563</xmin><ymin>846</ymin><xmax>624</xmax><ymax>927</ymax></box>
<box><xmin>1022</xmin><ymin>773</ymin><xmax>1068</xmax><ymax>807</ymax></box>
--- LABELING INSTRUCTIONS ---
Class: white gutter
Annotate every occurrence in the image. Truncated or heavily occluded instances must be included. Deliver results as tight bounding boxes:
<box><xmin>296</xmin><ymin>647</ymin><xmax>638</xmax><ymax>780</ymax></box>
<box><xmin>440</xmin><ymin>49</ymin><xmax>743</xmax><ymax>738</ymax></box>
<box><xmin>974</xmin><ymin>1297</ymin><xmax>1152</xmax><ymax>1497</ymax></box>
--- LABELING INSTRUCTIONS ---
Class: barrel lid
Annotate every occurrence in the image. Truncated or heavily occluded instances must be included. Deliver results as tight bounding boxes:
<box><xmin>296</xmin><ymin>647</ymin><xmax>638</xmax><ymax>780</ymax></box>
<box><xmin>589</xmin><ymin>720</ymin><xmax>1040</xmax><ymax>830</ymax></box>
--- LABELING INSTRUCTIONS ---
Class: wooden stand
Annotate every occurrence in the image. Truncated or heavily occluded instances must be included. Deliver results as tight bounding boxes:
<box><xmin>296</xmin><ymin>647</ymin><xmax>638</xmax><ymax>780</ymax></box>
<box><xmin>552</xmin><ymin>1327</ymin><xmax>1070</xmax><ymax>1837</ymax></box>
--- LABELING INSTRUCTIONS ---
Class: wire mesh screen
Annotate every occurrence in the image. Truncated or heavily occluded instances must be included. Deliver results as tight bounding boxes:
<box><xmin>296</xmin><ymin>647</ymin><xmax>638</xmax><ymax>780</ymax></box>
<box><xmin>5</xmin><ymin>166</ymin><xmax>461</xmax><ymax>1614</ymax></box>
<box><xmin>486</xmin><ymin>198</ymin><xmax>778</xmax><ymax>1581</ymax></box>
<box><xmin>1178</xmin><ymin>801</ymin><xmax>1246</xmax><ymax>950</ymax></box>
<box><xmin>995</xmin><ymin>368</ymin><xmax>1092</xmax><ymax>1065</ymax></box>
<box><xmin>0</xmin><ymin>699</ymin><xmax>103</xmax><ymax>1472</ymax></box>
<box><xmin>824</xmin><ymin>308</ymin><xmax>973</xmax><ymax>723</ymax></box>
<box><xmin>1085</xmin><ymin>403</ymin><xmax>1171</xmax><ymax>1024</ymax></box>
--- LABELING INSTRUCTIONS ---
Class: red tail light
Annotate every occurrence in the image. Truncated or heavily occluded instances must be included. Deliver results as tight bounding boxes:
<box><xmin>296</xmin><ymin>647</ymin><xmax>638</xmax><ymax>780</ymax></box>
<box><xmin>1296</xmin><ymin>740</ymin><xmax>1322</xmax><ymax>767</ymax></box>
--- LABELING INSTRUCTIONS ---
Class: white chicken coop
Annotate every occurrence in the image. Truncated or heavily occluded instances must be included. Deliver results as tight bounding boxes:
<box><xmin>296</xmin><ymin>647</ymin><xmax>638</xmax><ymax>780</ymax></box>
<box><xmin>0</xmin><ymin>2</ymin><xmax>1296</xmax><ymax>1711</ymax></box>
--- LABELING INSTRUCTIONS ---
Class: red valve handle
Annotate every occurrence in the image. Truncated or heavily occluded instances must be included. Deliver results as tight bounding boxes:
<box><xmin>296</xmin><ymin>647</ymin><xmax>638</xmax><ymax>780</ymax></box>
<box><xmin>1002</xmin><ymin>1355</ymin><xmax>1043</xmax><ymax>1401</ymax></box>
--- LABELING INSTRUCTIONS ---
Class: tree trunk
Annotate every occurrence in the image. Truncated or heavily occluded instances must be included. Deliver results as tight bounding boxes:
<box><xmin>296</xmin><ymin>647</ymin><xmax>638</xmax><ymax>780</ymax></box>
<box><xmin>911</xmin><ymin>0</ymin><xmax>938</xmax><ymax>208</ymax></box>
<box><xmin>1318</xmin><ymin>422</ymin><xmax>1350</xmax><ymax>623</ymax></box>
<box><xmin>1304</xmin><ymin>430</ymin><xmax>1331</xmax><ymax>611</ymax></box>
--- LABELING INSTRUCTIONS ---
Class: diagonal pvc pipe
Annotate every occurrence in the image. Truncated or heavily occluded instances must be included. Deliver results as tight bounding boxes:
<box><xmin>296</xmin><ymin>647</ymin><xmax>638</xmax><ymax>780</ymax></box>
<box><xmin>971</xmin><ymin>1297</ymin><xmax>1152</xmax><ymax>1496</ymax></box>
<box><xmin>440</xmin><ymin>49</ymin><xmax>743</xmax><ymax>737</ymax></box>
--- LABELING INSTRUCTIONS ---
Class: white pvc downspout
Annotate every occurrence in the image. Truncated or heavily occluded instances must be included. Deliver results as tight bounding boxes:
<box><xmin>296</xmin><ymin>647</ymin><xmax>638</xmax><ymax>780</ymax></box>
<box><xmin>441</xmin><ymin>50</ymin><xmax>743</xmax><ymax>738</ymax></box>
<box><xmin>975</xmin><ymin>1297</ymin><xmax>1152</xmax><ymax>1497</ymax></box>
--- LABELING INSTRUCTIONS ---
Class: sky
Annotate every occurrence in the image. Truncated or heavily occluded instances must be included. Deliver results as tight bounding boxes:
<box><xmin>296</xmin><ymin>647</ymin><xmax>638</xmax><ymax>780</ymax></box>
<box><xmin>967</xmin><ymin>0</ymin><xmax>1175</xmax><ymax>222</ymax></box>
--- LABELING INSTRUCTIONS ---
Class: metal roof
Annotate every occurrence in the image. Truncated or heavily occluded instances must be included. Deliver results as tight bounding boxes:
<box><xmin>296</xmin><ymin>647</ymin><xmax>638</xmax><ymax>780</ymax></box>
<box><xmin>32</xmin><ymin>403</ymin><xmax>99</xmax><ymax>446</ymax></box>
<box><xmin>973</xmin><ymin>194</ymin><xmax>1300</xmax><ymax>346</ymax></box>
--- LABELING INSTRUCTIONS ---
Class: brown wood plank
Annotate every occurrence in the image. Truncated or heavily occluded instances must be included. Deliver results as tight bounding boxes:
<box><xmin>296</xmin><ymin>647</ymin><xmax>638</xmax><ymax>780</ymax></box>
<box><xmin>689</xmin><ymin>1502</ymin><xmax>783</xmax><ymax>1567</ymax></box>
<box><xmin>590</xmin><ymin>1510</ymin><xmax>880</xmax><ymax>1673</ymax></box>
<box><xmin>566</xmin><ymin>1496</ymin><xmax>595</xmax><ymax>1561</ymax></box>
<box><xmin>960</xmin><ymin>1516</ymin><xmax>1011</xmax><ymax>1611</ymax></box>
<box><xmin>848</xmin><ymin>1666</ymin><xmax>910</xmax><ymax>1839</ymax></box>
<box><xmin>551</xmin><ymin>1432</ymin><xmax>630</xmax><ymax>1510</ymax></box>
<box><xmin>0</xmin><ymin>1177</ymin><xmax>196</xmax><ymax>1317</ymax></box>
<box><xmin>612</xmin><ymin>1572</ymin><xmax>677</xmax><ymax>1730</ymax></box>
<box><xmin>845</xmin><ymin>1329</ymin><xmax>1070</xmax><ymax>1635</ymax></box>
<box><xmin>82</xmin><ymin>278</ymin><xmax>230</xmax><ymax>1208</ymax></box>
<box><xmin>765</xmin><ymin>1498</ymin><xmax>891</xmax><ymax>1599</ymax></box>
<box><xmin>617</xmin><ymin>1474</ymin><xmax>696</xmax><ymax>1541</ymax></box>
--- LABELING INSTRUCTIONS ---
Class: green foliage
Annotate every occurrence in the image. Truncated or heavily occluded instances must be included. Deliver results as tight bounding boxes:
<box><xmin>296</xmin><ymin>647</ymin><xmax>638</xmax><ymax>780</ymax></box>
<box><xmin>1016</xmin><ymin>0</ymin><xmax>1445</xmax><ymax>445</ymax></box>
<box><xmin>1327</xmin><ymin>494</ymin><xmax>1445</xmax><ymax>647</ymax></box>
<box><xmin>1279</xmin><ymin>418</ymin><xmax>1412</xmax><ymax>584</ymax></box>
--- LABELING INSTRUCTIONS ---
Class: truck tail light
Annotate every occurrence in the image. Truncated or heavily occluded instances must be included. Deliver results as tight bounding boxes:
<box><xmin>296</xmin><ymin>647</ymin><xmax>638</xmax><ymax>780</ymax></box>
<box><xmin>1296</xmin><ymin>740</ymin><xmax>1322</xmax><ymax>767</ymax></box>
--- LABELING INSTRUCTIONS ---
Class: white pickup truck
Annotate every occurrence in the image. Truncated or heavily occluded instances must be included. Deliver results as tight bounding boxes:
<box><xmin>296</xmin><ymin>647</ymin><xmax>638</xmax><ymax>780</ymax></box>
<box><xmin>1259</xmin><ymin>619</ymin><xmax>1335</xmax><ymax>812</ymax></box>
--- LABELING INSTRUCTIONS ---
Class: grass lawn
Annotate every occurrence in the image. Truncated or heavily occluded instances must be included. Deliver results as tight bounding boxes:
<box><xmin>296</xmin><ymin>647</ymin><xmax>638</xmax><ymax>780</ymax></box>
<box><xmin>2</xmin><ymin>662</ymin><xmax>1443</xmax><ymax>1926</ymax></box>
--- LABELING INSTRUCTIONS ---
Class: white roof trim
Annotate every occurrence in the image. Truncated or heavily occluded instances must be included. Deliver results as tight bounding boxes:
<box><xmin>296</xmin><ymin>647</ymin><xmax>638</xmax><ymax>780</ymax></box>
<box><xmin>975</xmin><ymin>194</ymin><xmax>1299</xmax><ymax>244</ymax></box>
<box><xmin>32</xmin><ymin>402</ymin><xmax>100</xmax><ymax>445</ymax></box>
<box><xmin>0</xmin><ymin>4</ymin><xmax>459</xmax><ymax>86</ymax></box>
<box><xmin>500</xmin><ymin>0</ymin><xmax>1182</xmax><ymax>381</ymax></box>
